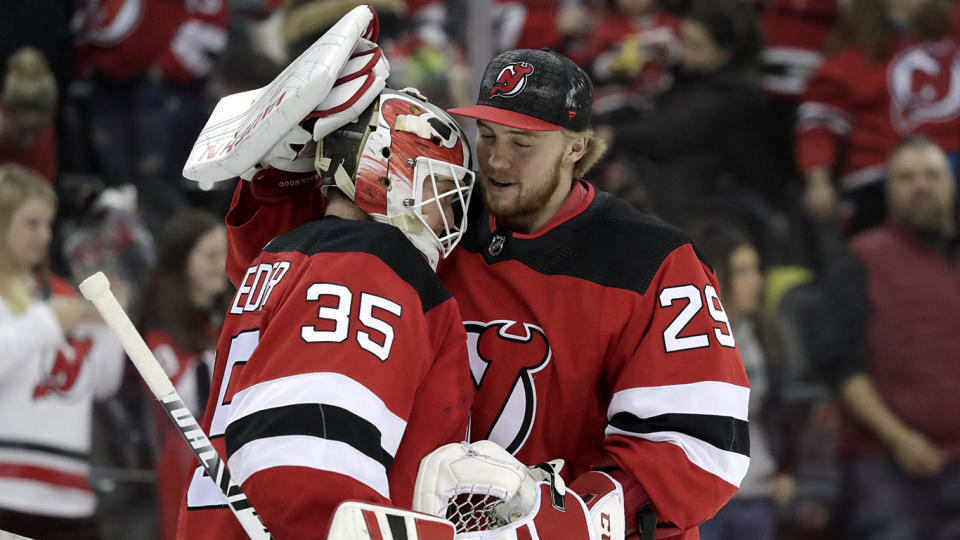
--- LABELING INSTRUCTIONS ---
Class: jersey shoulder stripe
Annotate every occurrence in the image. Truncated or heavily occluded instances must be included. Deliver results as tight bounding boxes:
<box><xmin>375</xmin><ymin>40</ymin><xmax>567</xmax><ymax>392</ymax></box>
<box><xmin>460</xmin><ymin>190</ymin><xmax>711</xmax><ymax>295</ymax></box>
<box><xmin>225</xmin><ymin>403</ymin><xmax>394</xmax><ymax>472</ymax></box>
<box><xmin>608</xmin><ymin>411</ymin><xmax>750</xmax><ymax>457</ymax></box>
<box><xmin>607</xmin><ymin>383</ymin><xmax>750</xmax><ymax>486</ymax></box>
<box><xmin>223</xmin><ymin>372</ymin><xmax>406</xmax><ymax>498</ymax></box>
<box><xmin>264</xmin><ymin>217</ymin><xmax>450</xmax><ymax>313</ymax></box>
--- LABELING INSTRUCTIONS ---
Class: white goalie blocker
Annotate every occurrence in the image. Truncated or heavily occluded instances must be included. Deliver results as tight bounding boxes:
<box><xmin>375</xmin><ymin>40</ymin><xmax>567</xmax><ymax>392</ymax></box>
<box><xmin>182</xmin><ymin>4</ymin><xmax>389</xmax><ymax>186</ymax></box>
<box><xmin>412</xmin><ymin>441</ymin><xmax>626</xmax><ymax>540</ymax></box>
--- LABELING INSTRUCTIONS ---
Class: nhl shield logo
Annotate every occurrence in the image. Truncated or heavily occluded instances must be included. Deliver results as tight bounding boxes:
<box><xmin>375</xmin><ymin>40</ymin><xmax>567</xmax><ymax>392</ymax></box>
<box><xmin>490</xmin><ymin>62</ymin><xmax>535</xmax><ymax>98</ymax></box>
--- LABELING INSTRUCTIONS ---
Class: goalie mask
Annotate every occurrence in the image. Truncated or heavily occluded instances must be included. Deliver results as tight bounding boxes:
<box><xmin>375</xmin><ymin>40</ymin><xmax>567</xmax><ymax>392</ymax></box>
<box><xmin>317</xmin><ymin>89</ymin><xmax>475</xmax><ymax>270</ymax></box>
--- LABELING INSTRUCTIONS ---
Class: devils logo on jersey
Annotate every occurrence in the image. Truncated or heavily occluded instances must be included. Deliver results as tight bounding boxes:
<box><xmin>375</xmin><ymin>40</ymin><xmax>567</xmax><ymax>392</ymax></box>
<box><xmin>33</xmin><ymin>338</ymin><xmax>93</xmax><ymax>399</ymax></box>
<box><xmin>490</xmin><ymin>62</ymin><xmax>534</xmax><ymax>98</ymax></box>
<box><xmin>888</xmin><ymin>40</ymin><xmax>960</xmax><ymax>134</ymax></box>
<box><xmin>465</xmin><ymin>320</ymin><xmax>551</xmax><ymax>454</ymax></box>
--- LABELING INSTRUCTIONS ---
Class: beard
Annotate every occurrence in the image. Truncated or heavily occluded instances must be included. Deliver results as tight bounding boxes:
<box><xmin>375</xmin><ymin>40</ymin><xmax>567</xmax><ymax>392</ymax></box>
<box><xmin>896</xmin><ymin>194</ymin><xmax>951</xmax><ymax>235</ymax></box>
<box><xmin>481</xmin><ymin>153</ymin><xmax>564</xmax><ymax>222</ymax></box>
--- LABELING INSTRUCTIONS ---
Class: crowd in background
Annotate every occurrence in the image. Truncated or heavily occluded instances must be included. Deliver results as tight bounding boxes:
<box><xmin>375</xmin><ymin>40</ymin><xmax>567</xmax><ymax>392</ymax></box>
<box><xmin>1</xmin><ymin>0</ymin><xmax>958</xmax><ymax>539</ymax></box>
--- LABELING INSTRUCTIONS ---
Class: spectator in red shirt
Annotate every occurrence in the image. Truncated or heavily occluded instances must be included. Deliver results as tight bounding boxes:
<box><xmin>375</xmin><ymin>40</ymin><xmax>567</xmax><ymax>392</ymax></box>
<box><xmin>74</xmin><ymin>0</ymin><xmax>230</xmax><ymax>232</ymax></box>
<box><xmin>138</xmin><ymin>210</ymin><xmax>230</xmax><ymax>540</ymax></box>
<box><xmin>0</xmin><ymin>47</ymin><xmax>57</xmax><ymax>182</ymax></box>
<box><xmin>796</xmin><ymin>0</ymin><xmax>960</xmax><ymax>234</ymax></box>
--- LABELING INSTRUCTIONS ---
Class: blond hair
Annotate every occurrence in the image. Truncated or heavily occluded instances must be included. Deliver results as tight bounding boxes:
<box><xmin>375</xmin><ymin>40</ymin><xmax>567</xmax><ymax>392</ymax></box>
<box><xmin>0</xmin><ymin>163</ymin><xmax>56</xmax><ymax>313</ymax></box>
<box><xmin>1</xmin><ymin>47</ymin><xmax>57</xmax><ymax>114</ymax></box>
<box><xmin>563</xmin><ymin>129</ymin><xmax>607</xmax><ymax>179</ymax></box>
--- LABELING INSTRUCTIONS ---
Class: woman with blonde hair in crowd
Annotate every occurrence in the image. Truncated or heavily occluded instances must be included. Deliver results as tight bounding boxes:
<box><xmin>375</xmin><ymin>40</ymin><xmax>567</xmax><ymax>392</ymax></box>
<box><xmin>138</xmin><ymin>209</ymin><xmax>230</xmax><ymax>539</ymax></box>
<box><xmin>0</xmin><ymin>163</ymin><xmax>123</xmax><ymax>539</ymax></box>
<box><xmin>0</xmin><ymin>47</ymin><xmax>57</xmax><ymax>181</ymax></box>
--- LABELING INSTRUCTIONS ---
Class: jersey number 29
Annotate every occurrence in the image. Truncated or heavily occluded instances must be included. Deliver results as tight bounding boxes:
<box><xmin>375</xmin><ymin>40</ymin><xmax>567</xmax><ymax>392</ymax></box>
<box><xmin>659</xmin><ymin>284</ymin><xmax>735</xmax><ymax>353</ymax></box>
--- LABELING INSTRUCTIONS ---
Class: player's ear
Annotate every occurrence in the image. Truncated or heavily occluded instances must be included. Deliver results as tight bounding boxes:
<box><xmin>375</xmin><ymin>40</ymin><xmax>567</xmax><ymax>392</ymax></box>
<box><xmin>565</xmin><ymin>135</ymin><xmax>588</xmax><ymax>163</ymax></box>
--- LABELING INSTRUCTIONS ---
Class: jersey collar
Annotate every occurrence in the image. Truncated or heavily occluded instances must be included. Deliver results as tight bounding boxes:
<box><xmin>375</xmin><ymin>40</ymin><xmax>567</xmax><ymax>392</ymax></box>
<box><xmin>487</xmin><ymin>180</ymin><xmax>595</xmax><ymax>239</ymax></box>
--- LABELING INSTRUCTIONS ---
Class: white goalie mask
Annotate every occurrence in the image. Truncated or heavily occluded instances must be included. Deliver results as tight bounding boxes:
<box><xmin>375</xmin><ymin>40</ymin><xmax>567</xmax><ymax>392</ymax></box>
<box><xmin>317</xmin><ymin>89</ymin><xmax>475</xmax><ymax>269</ymax></box>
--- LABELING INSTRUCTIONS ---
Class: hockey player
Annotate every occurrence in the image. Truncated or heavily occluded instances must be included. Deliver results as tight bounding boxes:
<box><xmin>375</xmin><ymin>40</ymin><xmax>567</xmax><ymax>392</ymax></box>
<box><xmin>168</xmin><ymin>7</ymin><xmax>478</xmax><ymax>536</ymax></box>
<box><xmin>196</xmin><ymin>8</ymin><xmax>749</xmax><ymax>539</ymax></box>
<box><xmin>176</xmin><ymin>86</ymin><xmax>477</xmax><ymax>539</ymax></box>
<box><xmin>422</xmin><ymin>48</ymin><xmax>751</xmax><ymax>539</ymax></box>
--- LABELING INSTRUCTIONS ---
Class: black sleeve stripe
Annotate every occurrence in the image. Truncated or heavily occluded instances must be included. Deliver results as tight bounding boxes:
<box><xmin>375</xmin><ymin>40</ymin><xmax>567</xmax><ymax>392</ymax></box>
<box><xmin>609</xmin><ymin>412</ymin><xmax>750</xmax><ymax>457</ymax></box>
<box><xmin>264</xmin><ymin>217</ymin><xmax>450</xmax><ymax>313</ymax></box>
<box><xmin>224</xmin><ymin>403</ymin><xmax>394</xmax><ymax>472</ymax></box>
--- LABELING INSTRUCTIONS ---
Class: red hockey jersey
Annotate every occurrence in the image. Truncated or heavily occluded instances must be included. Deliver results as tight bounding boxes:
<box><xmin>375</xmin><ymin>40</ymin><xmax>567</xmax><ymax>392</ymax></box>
<box><xmin>224</xmin><ymin>180</ymin><xmax>326</xmax><ymax>288</ymax></box>
<box><xmin>761</xmin><ymin>0</ymin><xmax>839</xmax><ymax>97</ymax></box>
<box><xmin>176</xmin><ymin>217</ymin><xmax>473</xmax><ymax>539</ymax></box>
<box><xmin>438</xmin><ymin>182</ymin><xmax>750</xmax><ymax>534</ymax></box>
<box><xmin>796</xmin><ymin>37</ymin><xmax>960</xmax><ymax>190</ymax></box>
<box><xmin>75</xmin><ymin>0</ymin><xmax>228</xmax><ymax>83</ymax></box>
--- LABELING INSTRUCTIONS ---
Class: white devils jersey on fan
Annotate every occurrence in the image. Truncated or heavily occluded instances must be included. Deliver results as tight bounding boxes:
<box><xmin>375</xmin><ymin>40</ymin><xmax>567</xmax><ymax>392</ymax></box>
<box><xmin>177</xmin><ymin>217</ymin><xmax>472</xmax><ymax>540</ymax></box>
<box><xmin>0</xmin><ymin>280</ymin><xmax>123</xmax><ymax>518</ymax></box>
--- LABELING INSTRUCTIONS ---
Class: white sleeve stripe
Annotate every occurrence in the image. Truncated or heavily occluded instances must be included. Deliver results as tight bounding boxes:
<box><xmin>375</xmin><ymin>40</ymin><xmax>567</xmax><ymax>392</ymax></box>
<box><xmin>797</xmin><ymin>102</ymin><xmax>853</xmax><ymax>134</ymax></box>
<box><xmin>229</xmin><ymin>372</ymin><xmax>406</xmax><ymax>455</ymax></box>
<box><xmin>609</xmin><ymin>382</ymin><xmax>749</xmax><ymax>421</ymax></box>
<box><xmin>228</xmin><ymin>435</ymin><xmax>390</xmax><ymax>499</ymax></box>
<box><xmin>605</xmin><ymin>426</ymin><xmax>749</xmax><ymax>487</ymax></box>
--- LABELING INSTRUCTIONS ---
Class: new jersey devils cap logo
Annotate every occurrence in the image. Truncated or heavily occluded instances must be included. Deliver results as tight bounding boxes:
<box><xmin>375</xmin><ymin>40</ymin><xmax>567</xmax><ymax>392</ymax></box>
<box><xmin>449</xmin><ymin>48</ymin><xmax>593</xmax><ymax>132</ymax></box>
<box><xmin>491</xmin><ymin>62</ymin><xmax>534</xmax><ymax>98</ymax></box>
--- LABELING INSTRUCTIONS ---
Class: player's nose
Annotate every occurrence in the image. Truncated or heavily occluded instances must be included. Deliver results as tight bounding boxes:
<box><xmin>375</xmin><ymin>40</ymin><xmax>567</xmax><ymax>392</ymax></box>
<box><xmin>484</xmin><ymin>142</ymin><xmax>511</xmax><ymax>170</ymax></box>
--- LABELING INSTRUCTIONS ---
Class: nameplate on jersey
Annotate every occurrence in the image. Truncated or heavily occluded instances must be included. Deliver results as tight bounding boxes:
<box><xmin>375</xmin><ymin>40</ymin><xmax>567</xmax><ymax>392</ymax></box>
<box><xmin>230</xmin><ymin>261</ymin><xmax>291</xmax><ymax>315</ymax></box>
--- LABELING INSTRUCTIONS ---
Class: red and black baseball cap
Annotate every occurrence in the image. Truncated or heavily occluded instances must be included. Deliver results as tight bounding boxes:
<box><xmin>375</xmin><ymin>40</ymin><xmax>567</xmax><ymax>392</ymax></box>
<box><xmin>448</xmin><ymin>48</ymin><xmax>594</xmax><ymax>132</ymax></box>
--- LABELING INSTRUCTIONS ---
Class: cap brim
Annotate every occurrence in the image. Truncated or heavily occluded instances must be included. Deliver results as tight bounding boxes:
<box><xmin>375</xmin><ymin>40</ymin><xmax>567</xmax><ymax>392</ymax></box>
<box><xmin>447</xmin><ymin>104</ymin><xmax>563</xmax><ymax>132</ymax></box>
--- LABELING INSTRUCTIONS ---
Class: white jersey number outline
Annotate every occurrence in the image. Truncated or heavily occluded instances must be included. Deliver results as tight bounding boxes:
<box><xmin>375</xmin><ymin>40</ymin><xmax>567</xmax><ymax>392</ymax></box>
<box><xmin>301</xmin><ymin>282</ymin><xmax>402</xmax><ymax>362</ymax></box>
<box><xmin>659</xmin><ymin>284</ymin><xmax>735</xmax><ymax>353</ymax></box>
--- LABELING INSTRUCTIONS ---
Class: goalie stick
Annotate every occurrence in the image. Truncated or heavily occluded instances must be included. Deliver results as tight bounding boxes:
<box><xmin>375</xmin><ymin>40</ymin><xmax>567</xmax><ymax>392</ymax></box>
<box><xmin>78</xmin><ymin>272</ymin><xmax>271</xmax><ymax>540</ymax></box>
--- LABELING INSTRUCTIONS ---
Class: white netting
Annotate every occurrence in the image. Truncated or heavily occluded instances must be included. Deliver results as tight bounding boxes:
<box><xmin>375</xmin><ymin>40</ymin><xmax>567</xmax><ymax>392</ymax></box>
<box><xmin>444</xmin><ymin>489</ymin><xmax>510</xmax><ymax>533</ymax></box>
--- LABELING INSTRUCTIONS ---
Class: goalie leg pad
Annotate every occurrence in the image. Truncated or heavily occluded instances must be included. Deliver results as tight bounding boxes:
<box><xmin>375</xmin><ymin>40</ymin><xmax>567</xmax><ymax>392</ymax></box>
<box><xmin>327</xmin><ymin>501</ymin><xmax>455</xmax><ymax>540</ymax></box>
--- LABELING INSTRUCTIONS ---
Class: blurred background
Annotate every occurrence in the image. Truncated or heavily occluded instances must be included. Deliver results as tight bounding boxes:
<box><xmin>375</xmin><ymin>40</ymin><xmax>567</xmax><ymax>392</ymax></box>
<box><xmin>2</xmin><ymin>0</ymin><xmax>959</xmax><ymax>539</ymax></box>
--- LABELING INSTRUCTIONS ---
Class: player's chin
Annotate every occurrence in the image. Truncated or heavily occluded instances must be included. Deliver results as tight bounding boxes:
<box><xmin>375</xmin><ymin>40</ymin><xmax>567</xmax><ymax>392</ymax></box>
<box><xmin>482</xmin><ymin>190</ymin><xmax>520</xmax><ymax>216</ymax></box>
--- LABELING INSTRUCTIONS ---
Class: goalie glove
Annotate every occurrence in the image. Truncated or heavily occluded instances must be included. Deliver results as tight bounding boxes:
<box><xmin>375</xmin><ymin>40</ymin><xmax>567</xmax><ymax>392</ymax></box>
<box><xmin>183</xmin><ymin>4</ymin><xmax>388</xmax><ymax>189</ymax></box>
<box><xmin>412</xmin><ymin>441</ymin><xmax>625</xmax><ymax>540</ymax></box>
